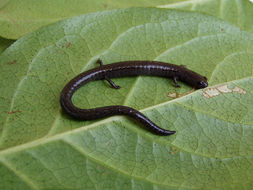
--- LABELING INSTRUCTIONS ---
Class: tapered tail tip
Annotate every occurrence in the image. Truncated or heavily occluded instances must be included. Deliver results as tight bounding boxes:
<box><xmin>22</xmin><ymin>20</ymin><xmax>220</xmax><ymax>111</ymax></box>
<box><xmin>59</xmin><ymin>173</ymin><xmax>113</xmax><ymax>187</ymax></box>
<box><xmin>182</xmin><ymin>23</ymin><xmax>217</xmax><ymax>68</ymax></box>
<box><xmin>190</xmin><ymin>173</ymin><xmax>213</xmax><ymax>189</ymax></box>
<box><xmin>164</xmin><ymin>130</ymin><xmax>176</xmax><ymax>136</ymax></box>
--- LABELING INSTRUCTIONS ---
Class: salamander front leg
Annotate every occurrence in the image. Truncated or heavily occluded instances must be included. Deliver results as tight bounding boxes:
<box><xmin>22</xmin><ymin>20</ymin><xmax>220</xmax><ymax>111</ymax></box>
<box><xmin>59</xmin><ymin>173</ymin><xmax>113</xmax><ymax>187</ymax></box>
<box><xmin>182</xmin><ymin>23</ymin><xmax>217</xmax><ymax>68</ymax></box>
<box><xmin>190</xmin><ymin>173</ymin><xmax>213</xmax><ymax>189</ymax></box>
<box><xmin>96</xmin><ymin>59</ymin><xmax>103</xmax><ymax>67</ymax></box>
<box><xmin>173</xmin><ymin>76</ymin><xmax>180</xmax><ymax>88</ymax></box>
<box><xmin>96</xmin><ymin>59</ymin><xmax>121</xmax><ymax>89</ymax></box>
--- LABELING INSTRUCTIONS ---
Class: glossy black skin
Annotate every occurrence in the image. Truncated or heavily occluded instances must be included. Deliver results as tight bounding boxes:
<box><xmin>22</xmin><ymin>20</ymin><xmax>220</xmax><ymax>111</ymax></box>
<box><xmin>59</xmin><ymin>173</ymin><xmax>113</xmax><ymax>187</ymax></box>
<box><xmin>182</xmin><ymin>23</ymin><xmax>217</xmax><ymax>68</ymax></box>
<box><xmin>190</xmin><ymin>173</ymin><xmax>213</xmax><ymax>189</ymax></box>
<box><xmin>60</xmin><ymin>60</ymin><xmax>208</xmax><ymax>136</ymax></box>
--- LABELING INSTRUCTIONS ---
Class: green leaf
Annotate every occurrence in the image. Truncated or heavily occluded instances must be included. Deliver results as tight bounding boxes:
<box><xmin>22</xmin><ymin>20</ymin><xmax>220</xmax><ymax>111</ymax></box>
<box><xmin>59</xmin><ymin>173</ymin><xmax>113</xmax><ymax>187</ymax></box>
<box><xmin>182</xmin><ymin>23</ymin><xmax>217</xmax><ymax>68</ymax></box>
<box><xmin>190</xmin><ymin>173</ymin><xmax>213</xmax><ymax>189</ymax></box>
<box><xmin>1</xmin><ymin>0</ymin><xmax>253</xmax><ymax>40</ymax></box>
<box><xmin>0</xmin><ymin>0</ymin><xmax>175</xmax><ymax>39</ymax></box>
<box><xmin>157</xmin><ymin>0</ymin><xmax>253</xmax><ymax>33</ymax></box>
<box><xmin>0</xmin><ymin>8</ymin><xmax>253</xmax><ymax>189</ymax></box>
<box><xmin>0</xmin><ymin>37</ymin><xmax>14</xmax><ymax>54</ymax></box>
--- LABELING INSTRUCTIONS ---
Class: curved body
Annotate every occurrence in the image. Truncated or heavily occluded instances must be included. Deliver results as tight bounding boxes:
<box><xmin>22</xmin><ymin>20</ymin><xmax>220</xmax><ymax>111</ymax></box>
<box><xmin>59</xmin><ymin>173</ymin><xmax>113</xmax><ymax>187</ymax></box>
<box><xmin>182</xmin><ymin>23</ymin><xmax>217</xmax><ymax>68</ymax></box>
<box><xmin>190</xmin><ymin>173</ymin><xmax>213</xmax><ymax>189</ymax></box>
<box><xmin>60</xmin><ymin>60</ymin><xmax>208</xmax><ymax>135</ymax></box>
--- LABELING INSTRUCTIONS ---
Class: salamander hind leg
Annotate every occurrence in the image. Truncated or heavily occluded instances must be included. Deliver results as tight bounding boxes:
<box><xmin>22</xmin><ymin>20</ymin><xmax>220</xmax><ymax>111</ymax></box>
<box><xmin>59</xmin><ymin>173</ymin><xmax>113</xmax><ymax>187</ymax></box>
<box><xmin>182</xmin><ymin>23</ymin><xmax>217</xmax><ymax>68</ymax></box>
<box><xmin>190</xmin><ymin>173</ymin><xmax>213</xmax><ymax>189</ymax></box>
<box><xmin>96</xmin><ymin>59</ymin><xmax>121</xmax><ymax>89</ymax></box>
<box><xmin>105</xmin><ymin>76</ymin><xmax>121</xmax><ymax>89</ymax></box>
<box><xmin>173</xmin><ymin>76</ymin><xmax>180</xmax><ymax>88</ymax></box>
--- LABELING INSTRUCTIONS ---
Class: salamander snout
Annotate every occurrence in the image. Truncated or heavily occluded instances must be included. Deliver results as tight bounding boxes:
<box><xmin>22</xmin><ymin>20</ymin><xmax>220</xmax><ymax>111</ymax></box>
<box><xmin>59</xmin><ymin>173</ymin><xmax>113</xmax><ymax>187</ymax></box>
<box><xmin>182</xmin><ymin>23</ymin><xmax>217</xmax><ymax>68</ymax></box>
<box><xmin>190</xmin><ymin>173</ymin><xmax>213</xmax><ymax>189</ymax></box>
<box><xmin>196</xmin><ymin>78</ymin><xmax>208</xmax><ymax>89</ymax></box>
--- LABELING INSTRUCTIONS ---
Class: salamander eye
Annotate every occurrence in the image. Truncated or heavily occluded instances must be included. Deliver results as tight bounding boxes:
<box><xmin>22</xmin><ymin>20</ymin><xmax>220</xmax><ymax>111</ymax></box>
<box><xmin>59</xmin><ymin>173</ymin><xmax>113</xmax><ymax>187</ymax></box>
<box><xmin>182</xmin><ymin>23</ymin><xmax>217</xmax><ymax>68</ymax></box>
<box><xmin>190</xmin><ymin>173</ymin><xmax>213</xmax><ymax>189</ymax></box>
<box><xmin>197</xmin><ymin>80</ymin><xmax>208</xmax><ymax>88</ymax></box>
<box><xmin>198</xmin><ymin>81</ymin><xmax>203</xmax><ymax>85</ymax></box>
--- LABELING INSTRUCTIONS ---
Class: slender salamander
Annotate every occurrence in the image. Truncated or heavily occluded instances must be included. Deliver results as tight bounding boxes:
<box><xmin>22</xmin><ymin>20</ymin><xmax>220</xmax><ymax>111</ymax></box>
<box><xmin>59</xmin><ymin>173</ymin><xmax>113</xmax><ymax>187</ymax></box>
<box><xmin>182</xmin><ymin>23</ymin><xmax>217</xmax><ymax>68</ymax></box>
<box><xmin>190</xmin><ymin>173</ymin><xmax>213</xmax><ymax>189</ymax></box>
<box><xmin>60</xmin><ymin>60</ymin><xmax>208</xmax><ymax>136</ymax></box>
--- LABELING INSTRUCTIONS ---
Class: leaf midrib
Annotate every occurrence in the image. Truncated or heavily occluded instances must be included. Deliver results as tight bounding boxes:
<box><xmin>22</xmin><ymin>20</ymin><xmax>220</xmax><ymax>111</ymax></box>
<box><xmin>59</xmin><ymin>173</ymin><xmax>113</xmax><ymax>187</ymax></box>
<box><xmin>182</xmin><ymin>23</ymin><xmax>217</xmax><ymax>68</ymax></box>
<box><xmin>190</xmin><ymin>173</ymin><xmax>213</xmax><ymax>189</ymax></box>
<box><xmin>1</xmin><ymin>8</ymin><xmax>252</xmax><ymax>161</ymax></box>
<box><xmin>1</xmin><ymin>77</ymin><xmax>252</xmax><ymax>159</ymax></box>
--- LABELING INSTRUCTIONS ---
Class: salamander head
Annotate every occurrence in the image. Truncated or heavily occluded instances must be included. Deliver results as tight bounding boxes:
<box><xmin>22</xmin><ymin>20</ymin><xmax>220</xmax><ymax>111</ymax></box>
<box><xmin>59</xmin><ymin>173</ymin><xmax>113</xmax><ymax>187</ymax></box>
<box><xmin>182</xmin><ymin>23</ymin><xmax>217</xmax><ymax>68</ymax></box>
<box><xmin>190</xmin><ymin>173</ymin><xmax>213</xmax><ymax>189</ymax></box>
<box><xmin>195</xmin><ymin>77</ymin><xmax>208</xmax><ymax>89</ymax></box>
<box><xmin>178</xmin><ymin>68</ymin><xmax>208</xmax><ymax>89</ymax></box>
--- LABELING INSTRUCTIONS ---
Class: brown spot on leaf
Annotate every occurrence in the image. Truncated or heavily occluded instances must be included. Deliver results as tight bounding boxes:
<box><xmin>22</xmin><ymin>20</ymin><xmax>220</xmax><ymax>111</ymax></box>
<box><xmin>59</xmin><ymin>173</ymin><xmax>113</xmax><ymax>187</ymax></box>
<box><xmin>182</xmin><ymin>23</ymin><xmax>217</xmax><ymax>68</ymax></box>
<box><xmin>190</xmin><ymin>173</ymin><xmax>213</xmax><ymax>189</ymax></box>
<box><xmin>66</xmin><ymin>42</ymin><xmax>71</xmax><ymax>48</ymax></box>
<box><xmin>8</xmin><ymin>60</ymin><xmax>17</xmax><ymax>65</ymax></box>
<box><xmin>170</xmin><ymin>146</ymin><xmax>179</xmax><ymax>155</ymax></box>
<box><xmin>8</xmin><ymin>110</ymin><xmax>22</xmax><ymax>114</ymax></box>
<box><xmin>6</xmin><ymin>15</ymin><xmax>20</xmax><ymax>28</ymax></box>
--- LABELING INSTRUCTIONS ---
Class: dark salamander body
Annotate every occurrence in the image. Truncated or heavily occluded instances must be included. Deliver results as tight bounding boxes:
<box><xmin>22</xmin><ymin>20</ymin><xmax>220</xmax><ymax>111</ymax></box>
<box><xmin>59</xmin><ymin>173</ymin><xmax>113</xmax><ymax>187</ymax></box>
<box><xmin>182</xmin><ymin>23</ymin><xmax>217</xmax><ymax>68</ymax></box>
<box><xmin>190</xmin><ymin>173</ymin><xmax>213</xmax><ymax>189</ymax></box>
<box><xmin>60</xmin><ymin>60</ymin><xmax>208</xmax><ymax>135</ymax></box>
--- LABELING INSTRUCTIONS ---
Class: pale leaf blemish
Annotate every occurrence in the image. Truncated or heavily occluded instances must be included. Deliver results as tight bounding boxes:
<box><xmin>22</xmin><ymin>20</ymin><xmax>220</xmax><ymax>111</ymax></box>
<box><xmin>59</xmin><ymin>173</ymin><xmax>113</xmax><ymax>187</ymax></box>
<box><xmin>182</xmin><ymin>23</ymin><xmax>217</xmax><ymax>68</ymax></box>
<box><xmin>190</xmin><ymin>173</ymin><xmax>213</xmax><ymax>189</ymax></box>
<box><xmin>168</xmin><ymin>89</ymin><xmax>195</xmax><ymax>98</ymax></box>
<box><xmin>203</xmin><ymin>84</ymin><xmax>246</xmax><ymax>98</ymax></box>
<box><xmin>168</xmin><ymin>92</ymin><xmax>177</xmax><ymax>98</ymax></box>
<box><xmin>203</xmin><ymin>88</ymin><xmax>220</xmax><ymax>98</ymax></box>
<box><xmin>216</xmin><ymin>84</ymin><xmax>233</xmax><ymax>93</ymax></box>
<box><xmin>232</xmin><ymin>86</ymin><xmax>247</xmax><ymax>94</ymax></box>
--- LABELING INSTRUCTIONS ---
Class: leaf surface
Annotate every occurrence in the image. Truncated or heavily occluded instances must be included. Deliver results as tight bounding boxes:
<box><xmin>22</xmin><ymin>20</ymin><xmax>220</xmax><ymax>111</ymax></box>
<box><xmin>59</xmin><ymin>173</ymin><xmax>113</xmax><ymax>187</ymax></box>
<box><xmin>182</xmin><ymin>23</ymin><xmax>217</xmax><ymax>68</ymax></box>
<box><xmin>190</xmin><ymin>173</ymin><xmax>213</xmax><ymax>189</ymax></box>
<box><xmin>0</xmin><ymin>8</ymin><xmax>253</xmax><ymax>189</ymax></box>
<box><xmin>0</xmin><ymin>0</ymin><xmax>175</xmax><ymax>39</ymax></box>
<box><xmin>1</xmin><ymin>0</ymin><xmax>253</xmax><ymax>39</ymax></box>
<box><xmin>158</xmin><ymin>0</ymin><xmax>253</xmax><ymax>33</ymax></box>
